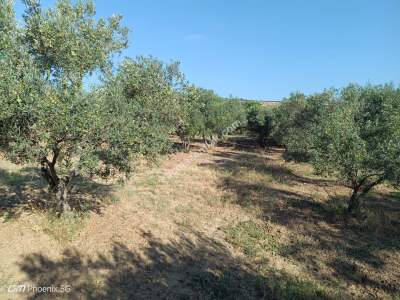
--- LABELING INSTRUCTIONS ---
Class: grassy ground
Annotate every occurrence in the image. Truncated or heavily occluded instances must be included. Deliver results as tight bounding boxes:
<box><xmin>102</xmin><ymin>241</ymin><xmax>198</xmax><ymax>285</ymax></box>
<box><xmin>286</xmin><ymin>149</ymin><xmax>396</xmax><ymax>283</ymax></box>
<box><xmin>0</xmin><ymin>137</ymin><xmax>399</xmax><ymax>299</ymax></box>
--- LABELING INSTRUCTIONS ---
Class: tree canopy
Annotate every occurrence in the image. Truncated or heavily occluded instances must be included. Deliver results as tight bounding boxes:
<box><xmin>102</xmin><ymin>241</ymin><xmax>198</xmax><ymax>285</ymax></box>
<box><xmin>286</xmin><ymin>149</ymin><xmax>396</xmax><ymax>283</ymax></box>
<box><xmin>0</xmin><ymin>0</ymin><xmax>245</xmax><ymax>213</ymax></box>
<box><xmin>312</xmin><ymin>84</ymin><xmax>400</xmax><ymax>212</ymax></box>
<box><xmin>1</xmin><ymin>0</ymin><xmax>130</xmax><ymax>212</ymax></box>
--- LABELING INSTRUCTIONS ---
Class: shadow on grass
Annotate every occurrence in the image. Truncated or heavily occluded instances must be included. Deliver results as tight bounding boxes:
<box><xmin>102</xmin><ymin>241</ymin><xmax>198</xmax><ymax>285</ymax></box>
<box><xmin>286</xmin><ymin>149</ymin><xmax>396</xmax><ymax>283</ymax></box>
<box><xmin>171</xmin><ymin>140</ymin><xmax>210</xmax><ymax>154</ymax></box>
<box><xmin>388</xmin><ymin>191</ymin><xmax>400</xmax><ymax>202</ymax></box>
<box><xmin>18</xmin><ymin>228</ymin><xmax>333</xmax><ymax>300</ymax></box>
<box><xmin>201</xmin><ymin>137</ymin><xmax>400</xmax><ymax>298</ymax></box>
<box><xmin>328</xmin><ymin>257</ymin><xmax>399</xmax><ymax>294</ymax></box>
<box><xmin>0</xmin><ymin>166</ymin><xmax>115</xmax><ymax>220</ymax></box>
<box><xmin>211</xmin><ymin>149</ymin><xmax>333</xmax><ymax>187</ymax></box>
<box><xmin>218</xmin><ymin>136</ymin><xmax>261</xmax><ymax>153</ymax></box>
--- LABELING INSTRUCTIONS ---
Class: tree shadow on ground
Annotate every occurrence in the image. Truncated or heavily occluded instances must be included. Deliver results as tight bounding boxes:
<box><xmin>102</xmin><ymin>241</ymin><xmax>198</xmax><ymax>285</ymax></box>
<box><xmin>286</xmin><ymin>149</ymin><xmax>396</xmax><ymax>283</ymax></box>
<box><xmin>0</xmin><ymin>167</ymin><xmax>46</xmax><ymax>216</ymax></box>
<box><xmin>171</xmin><ymin>140</ymin><xmax>210</xmax><ymax>154</ymax></box>
<box><xmin>388</xmin><ymin>191</ymin><xmax>400</xmax><ymax>202</ymax></box>
<box><xmin>204</xmin><ymin>147</ymin><xmax>333</xmax><ymax>189</ymax></box>
<box><xmin>328</xmin><ymin>257</ymin><xmax>399</xmax><ymax>295</ymax></box>
<box><xmin>201</xmin><ymin>138</ymin><xmax>400</xmax><ymax>298</ymax></box>
<box><xmin>218</xmin><ymin>136</ymin><xmax>261</xmax><ymax>153</ymax></box>
<box><xmin>18</xmin><ymin>228</ymin><xmax>333</xmax><ymax>299</ymax></box>
<box><xmin>0</xmin><ymin>166</ymin><xmax>115</xmax><ymax>220</ymax></box>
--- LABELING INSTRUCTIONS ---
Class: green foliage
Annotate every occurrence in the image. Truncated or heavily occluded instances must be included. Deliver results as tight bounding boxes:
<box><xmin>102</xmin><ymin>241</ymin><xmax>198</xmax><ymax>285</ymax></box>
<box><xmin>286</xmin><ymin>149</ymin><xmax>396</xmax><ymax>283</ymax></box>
<box><xmin>1</xmin><ymin>0</ymin><xmax>130</xmax><ymax>211</ymax></box>
<box><xmin>175</xmin><ymin>85</ymin><xmax>203</xmax><ymax>149</ymax></box>
<box><xmin>177</xmin><ymin>88</ymin><xmax>245</xmax><ymax>148</ymax></box>
<box><xmin>244</xmin><ymin>101</ymin><xmax>264</xmax><ymax>132</ymax></box>
<box><xmin>208</xmin><ymin>98</ymin><xmax>245</xmax><ymax>140</ymax></box>
<box><xmin>0</xmin><ymin>0</ymin><xmax>246</xmax><ymax>212</ymax></box>
<box><xmin>0</xmin><ymin>0</ymin><xmax>16</xmax><ymax>52</ymax></box>
<box><xmin>196</xmin><ymin>88</ymin><xmax>223</xmax><ymax>141</ymax></box>
<box><xmin>0</xmin><ymin>1</ymin><xmax>40</xmax><ymax>145</ymax></box>
<box><xmin>243</xmin><ymin>101</ymin><xmax>274</xmax><ymax>146</ymax></box>
<box><xmin>102</xmin><ymin>56</ymin><xmax>186</xmax><ymax>157</ymax></box>
<box><xmin>2</xmin><ymin>0</ymin><xmax>398</xmax><ymax>218</ymax></box>
<box><xmin>272</xmin><ymin>91</ymin><xmax>334</xmax><ymax>160</ymax></box>
<box><xmin>271</xmin><ymin>92</ymin><xmax>306</xmax><ymax>147</ymax></box>
<box><xmin>23</xmin><ymin>0</ymin><xmax>128</xmax><ymax>78</ymax></box>
<box><xmin>312</xmin><ymin>84</ymin><xmax>400</xmax><ymax>211</ymax></box>
<box><xmin>267</xmin><ymin>84</ymin><xmax>399</xmax><ymax>211</ymax></box>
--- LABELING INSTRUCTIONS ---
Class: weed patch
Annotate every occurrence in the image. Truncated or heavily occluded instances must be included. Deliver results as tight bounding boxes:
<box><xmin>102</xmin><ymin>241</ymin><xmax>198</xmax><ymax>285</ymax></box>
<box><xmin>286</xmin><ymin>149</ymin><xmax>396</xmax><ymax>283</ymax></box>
<box><xmin>224</xmin><ymin>220</ymin><xmax>281</xmax><ymax>257</ymax></box>
<box><xmin>40</xmin><ymin>211</ymin><xmax>87</xmax><ymax>243</ymax></box>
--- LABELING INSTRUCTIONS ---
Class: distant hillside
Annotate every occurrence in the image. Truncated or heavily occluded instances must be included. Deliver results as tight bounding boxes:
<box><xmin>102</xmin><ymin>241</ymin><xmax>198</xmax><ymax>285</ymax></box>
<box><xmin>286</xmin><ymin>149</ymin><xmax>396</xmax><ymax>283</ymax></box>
<box><xmin>233</xmin><ymin>98</ymin><xmax>281</xmax><ymax>107</ymax></box>
<box><xmin>258</xmin><ymin>100</ymin><xmax>280</xmax><ymax>107</ymax></box>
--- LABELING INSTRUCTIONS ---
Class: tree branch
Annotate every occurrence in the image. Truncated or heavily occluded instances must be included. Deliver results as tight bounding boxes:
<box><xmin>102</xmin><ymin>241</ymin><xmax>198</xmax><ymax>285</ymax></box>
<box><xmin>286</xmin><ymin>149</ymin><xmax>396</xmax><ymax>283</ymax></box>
<box><xmin>360</xmin><ymin>177</ymin><xmax>385</xmax><ymax>196</ymax></box>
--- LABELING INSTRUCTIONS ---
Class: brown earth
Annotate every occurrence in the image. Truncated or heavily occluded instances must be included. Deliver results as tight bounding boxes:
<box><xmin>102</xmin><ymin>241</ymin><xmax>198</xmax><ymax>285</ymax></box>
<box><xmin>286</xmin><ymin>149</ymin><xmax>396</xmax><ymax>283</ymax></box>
<box><xmin>0</xmin><ymin>137</ymin><xmax>399</xmax><ymax>299</ymax></box>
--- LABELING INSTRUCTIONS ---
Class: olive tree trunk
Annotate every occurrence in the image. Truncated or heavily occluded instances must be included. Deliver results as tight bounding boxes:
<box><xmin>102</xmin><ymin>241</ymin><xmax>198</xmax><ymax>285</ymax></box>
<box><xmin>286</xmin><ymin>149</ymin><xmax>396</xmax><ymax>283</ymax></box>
<box><xmin>203</xmin><ymin>134</ymin><xmax>209</xmax><ymax>149</ymax></box>
<box><xmin>347</xmin><ymin>190</ymin><xmax>360</xmax><ymax>213</ymax></box>
<box><xmin>347</xmin><ymin>176</ymin><xmax>384</xmax><ymax>213</ymax></box>
<box><xmin>40</xmin><ymin>152</ymin><xmax>74</xmax><ymax>213</ymax></box>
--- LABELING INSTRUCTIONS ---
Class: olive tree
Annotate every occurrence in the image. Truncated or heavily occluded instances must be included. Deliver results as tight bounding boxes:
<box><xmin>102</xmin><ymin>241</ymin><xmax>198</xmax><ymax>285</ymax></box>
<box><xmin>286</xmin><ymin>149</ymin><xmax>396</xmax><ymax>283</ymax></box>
<box><xmin>175</xmin><ymin>85</ymin><xmax>203</xmax><ymax>150</ymax></box>
<box><xmin>194</xmin><ymin>88</ymin><xmax>220</xmax><ymax>146</ymax></box>
<box><xmin>1</xmin><ymin>0</ymin><xmax>42</xmax><ymax>145</ymax></box>
<box><xmin>0</xmin><ymin>0</ymin><xmax>15</xmax><ymax>57</ymax></box>
<box><xmin>102</xmin><ymin>56</ymin><xmax>187</xmax><ymax>156</ymax></box>
<box><xmin>244</xmin><ymin>101</ymin><xmax>264</xmax><ymax>133</ymax></box>
<box><xmin>271</xmin><ymin>92</ymin><xmax>306</xmax><ymax>154</ymax></box>
<box><xmin>312</xmin><ymin>84</ymin><xmax>400</xmax><ymax>212</ymax></box>
<box><xmin>1</xmin><ymin>0</ymin><xmax>130</xmax><ymax>212</ymax></box>
<box><xmin>244</xmin><ymin>101</ymin><xmax>274</xmax><ymax>146</ymax></box>
<box><xmin>272</xmin><ymin>91</ymin><xmax>333</xmax><ymax>161</ymax></box>
<box><xmin>213</xmin><ymin>99</ymin><xmax>246</xmax><ymax>139</ymax></box>
<box><xmin>192</xmin><ymin>89</ymin><xmax>245</xmax><ymax>148</ymax></box>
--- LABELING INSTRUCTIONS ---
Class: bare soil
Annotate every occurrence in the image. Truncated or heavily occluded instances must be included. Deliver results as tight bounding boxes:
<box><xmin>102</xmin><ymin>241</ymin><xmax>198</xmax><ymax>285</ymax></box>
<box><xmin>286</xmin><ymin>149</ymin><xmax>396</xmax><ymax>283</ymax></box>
<box><xmin>0</xmin><ymin>137</ymin><xmax>399</xmax><ymax>299</ymax></box>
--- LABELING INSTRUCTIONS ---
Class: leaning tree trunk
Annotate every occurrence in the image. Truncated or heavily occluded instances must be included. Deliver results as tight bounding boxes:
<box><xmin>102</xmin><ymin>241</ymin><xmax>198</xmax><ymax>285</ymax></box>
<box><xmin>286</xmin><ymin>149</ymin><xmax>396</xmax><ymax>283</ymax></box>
<box><xmin>347</xmin><ymin>176</ymin><xmax>384</xmax><ymax>213</ymax></box>
<box><xmin>40</xmin><ymin>154</ymin><xmax>73</xmax><ymax>213</ymax></box>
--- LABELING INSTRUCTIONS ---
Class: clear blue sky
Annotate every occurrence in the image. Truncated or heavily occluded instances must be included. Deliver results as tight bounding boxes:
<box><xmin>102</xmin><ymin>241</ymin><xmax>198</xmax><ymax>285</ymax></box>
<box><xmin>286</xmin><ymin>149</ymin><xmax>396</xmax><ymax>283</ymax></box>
<box><xmin>14</xmin><ymin>0</ymin><xmax>400</xmax><ymax>100</ymax></box>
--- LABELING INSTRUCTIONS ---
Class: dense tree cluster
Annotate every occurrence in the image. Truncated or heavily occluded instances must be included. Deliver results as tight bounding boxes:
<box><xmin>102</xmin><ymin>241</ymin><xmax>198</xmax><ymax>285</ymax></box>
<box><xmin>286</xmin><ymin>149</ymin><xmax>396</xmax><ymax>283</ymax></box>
<box><xmin>0</xmin><ymin>0</ymin><xmax>246</xmax><ymax>212</ymax></box>
<box><xmin>247</xmin><ymin>85</ymin><xmax>400</xmax><ymax>212</ymax></box>
<box><xmin>311</xmin><ymin>85</ymin><xmax>400</xmax><ymax>212</ymax></box>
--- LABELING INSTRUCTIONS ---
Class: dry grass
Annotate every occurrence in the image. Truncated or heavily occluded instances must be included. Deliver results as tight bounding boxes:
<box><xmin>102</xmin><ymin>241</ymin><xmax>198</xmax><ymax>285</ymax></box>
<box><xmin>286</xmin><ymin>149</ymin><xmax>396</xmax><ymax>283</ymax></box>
<box><xmin>0</xmin><ymin>137</ymin><xmax>399</xmax><ymax>299</ymax></box>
